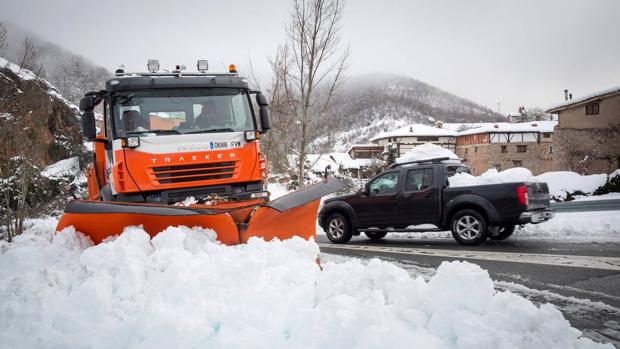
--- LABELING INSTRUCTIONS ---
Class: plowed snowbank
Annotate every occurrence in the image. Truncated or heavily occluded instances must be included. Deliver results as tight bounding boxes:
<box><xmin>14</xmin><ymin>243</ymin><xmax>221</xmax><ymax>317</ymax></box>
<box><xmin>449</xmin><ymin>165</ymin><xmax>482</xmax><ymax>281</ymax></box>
<box><xmin>0</xmin><ymin>223</ymin><xmax>611</xmax><ymax>349</ymax></box>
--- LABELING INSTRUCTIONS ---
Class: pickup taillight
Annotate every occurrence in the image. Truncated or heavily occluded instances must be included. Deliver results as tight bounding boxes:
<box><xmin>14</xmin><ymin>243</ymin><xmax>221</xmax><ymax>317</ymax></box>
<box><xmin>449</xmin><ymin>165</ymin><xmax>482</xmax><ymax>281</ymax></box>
<box><xmin>517</xmin><ymin>185</ymin><xmax>529</xmax><ymax>206</ymax></box>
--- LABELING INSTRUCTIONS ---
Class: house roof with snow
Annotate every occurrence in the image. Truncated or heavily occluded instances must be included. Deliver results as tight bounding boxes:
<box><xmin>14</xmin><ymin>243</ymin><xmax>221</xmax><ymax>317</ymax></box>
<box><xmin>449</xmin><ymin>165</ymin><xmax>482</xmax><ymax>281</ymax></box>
<box><xmin>546</xmin><ymin>85</ymin><xmax>620</xmax><ymax>113</ymax></box>
<box><xmin>306</xmin><ymin>152</ymin><xmax>375</xmax><ymax>172</ymax></box>
<box><xmin>370</xmin><ymin>123</ymin><xmax>457</xmax><ymax>142</ymax></box>
<box><xmin>456</xmin><ymin>121</ymin><xmax>558</xmax><ymax>136</ymax></box>
<box><xmin>345</xmin><ymin>143</ymin><xmax>384</xmax><ymax>154</ymax></box>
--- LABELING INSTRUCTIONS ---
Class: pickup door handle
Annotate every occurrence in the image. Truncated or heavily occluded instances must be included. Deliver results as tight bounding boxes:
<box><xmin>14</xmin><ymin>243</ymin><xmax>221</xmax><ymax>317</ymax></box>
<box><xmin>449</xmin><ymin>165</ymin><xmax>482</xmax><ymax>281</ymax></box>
<box><xmin>424</xmin><ymin>193</ymin><xmax>433</xmax><ymax>199</ymax></box>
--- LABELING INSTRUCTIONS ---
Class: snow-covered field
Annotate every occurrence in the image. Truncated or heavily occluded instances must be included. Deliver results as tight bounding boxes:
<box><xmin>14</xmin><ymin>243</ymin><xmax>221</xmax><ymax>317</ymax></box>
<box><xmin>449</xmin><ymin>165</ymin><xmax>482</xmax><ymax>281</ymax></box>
<box><xmin>0</xmin><ymin>221</ymin><xmax>613</xmax><ymax>349</ymax></box>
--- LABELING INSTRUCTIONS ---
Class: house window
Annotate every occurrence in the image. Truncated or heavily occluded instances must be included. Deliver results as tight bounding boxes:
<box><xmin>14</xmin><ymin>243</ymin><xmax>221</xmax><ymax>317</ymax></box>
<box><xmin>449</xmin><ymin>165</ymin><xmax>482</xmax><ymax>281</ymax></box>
<box><xmin>512</xmin><ymin>160</ymin><xmax>523</xmax><ymax>167</ymax></box>
<box><xmin>474</xmin><ymin>146</ymin><xmax>478</xmax><ymax>153</ymax></box>
<box><xmin>417</xmin><ymin>136</ymin><xmax>439</xmax><ymax>142</ymax></box>
<box><xmin>542</xmin><ymin>132</ymin><xmax>552</xmax><ymax>138</ymax></box>
<box><xmin>500</xmin><ymin>145</ymin><xmax>508</xmax><ymax>153</ymax></box>
<box><xmin>465</xmin><ymin>148</ymin><xmax>468</xmax><ymax>154</ymax></box>
<box><xmin>549</xmin><ymin>145</ymin><xmax>554</xmax><ymax>154</ymax></box>
<box><xmin>586</xmin><ymin>102</ymin><xmax>600</xmax><ymax>115</ymax></box>
<box><xmin>517</xmin><ymin>145</ymin><xmax>527</xmax><ymax>153</ymax></box>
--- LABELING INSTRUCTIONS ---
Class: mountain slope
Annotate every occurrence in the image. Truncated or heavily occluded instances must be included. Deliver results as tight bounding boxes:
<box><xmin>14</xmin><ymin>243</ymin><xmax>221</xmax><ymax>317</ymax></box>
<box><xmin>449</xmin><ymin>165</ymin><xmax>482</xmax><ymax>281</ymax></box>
<box><xmin>324</xmin><ymin>73</ymin><xmax>504</xmax><ymax>151</ymax></box>
<box><xmin>1</xmin><ymin>21</ymin><xmax>111</xmax><ymax>104</ymax></box>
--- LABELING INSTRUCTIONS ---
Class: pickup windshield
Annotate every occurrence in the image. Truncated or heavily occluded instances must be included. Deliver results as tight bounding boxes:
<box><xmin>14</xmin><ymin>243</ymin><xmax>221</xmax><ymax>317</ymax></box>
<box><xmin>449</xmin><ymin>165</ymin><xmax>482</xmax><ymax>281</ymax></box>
<box><xmin>112</xmin><ymin>88</ymin><xmax>255</xmax><ymax>138</ymax></box>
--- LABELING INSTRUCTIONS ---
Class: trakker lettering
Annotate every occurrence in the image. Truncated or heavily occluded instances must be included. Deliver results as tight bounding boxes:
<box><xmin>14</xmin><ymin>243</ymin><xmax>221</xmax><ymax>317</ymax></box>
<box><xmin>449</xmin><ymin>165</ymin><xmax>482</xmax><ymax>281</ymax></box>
<box><xmin>150</xmin><ymin>153</ymin><xmax>236</xmax><ymax>164</ymax></box>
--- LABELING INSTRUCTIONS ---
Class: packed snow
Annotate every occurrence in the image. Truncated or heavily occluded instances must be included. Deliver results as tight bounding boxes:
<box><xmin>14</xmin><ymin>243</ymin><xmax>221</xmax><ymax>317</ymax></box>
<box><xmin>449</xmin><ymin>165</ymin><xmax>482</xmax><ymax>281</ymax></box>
<box><xmin>449</xmin><ymin>167</ymin><xmax>535</xmax><ymax>187</ymax></box>
<box><xmin>396</xmin><ymin>143</ymin><xmax>459</xmax><ymax>163</ymax></box>
<box><xmin>536</xmin><ymin>171</ymin><xmax>608</xmax><ymax>198</ymax></box>
<box><xmin>448</xmin><ymin>167</ymin><xmax>613</xmax><ymax>200</ymax></box>
<box><xmin>40</xmin><ymin>157</ymin><xmax>80</xmax><ymax>180</ymax></box>
<box><xmin>0</xmin><ymin>222</ymin><xmax>612</xmax><ymax>348</ymax></box>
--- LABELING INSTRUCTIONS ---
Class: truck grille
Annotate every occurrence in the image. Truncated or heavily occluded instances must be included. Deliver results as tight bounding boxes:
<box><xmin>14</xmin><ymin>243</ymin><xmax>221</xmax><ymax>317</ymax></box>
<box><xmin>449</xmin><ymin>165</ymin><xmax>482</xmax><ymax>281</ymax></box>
<box><xmin>151</xmin><ymin>161</ymin><xmax>237</xmax><ymax>184</ymax></box>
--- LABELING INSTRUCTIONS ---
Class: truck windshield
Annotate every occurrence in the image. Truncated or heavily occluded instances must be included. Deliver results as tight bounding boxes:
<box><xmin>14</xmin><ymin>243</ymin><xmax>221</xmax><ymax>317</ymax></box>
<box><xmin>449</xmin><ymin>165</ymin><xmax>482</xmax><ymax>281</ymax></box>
<box><xmin>112</xmin><ymin>88</ymin><xmax>255</xmax><ymax>138</ymax></box>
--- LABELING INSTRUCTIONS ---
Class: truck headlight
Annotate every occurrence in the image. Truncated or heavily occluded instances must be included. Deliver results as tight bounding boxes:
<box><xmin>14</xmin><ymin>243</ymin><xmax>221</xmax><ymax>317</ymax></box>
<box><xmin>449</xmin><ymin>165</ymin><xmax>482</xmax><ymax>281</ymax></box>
<box><xmin>122</xmin><ymin>137</ymin><xmax>140</xmax><ymax>149</ymax></box>
<box><xmin>245</xmin><ymin>130</ymin><xmax>259</xmax><ymax>141</ymax></box>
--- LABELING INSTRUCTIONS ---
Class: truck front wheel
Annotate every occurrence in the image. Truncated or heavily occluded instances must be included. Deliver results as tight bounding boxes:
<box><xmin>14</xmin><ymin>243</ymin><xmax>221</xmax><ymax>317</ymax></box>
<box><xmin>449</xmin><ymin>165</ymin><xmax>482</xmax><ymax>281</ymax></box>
<box><xmin>324</xmin><ymin>213</ymin><xmax>352</xmax><ymax>244</ymax></box>
<box><xmin>451</xmin><ymin>209</ymin><xmax>488</xmax><ymax>246</ymax></box>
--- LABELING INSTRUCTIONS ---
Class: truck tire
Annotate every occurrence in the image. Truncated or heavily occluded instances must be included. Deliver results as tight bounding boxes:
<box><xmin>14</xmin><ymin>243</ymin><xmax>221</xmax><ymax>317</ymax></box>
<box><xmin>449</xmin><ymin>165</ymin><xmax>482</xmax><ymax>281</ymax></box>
<box><xmin>364</xmin><ymin>231</ymin><xmax>388</xmax><ymax>241</ymax></box>
<box><xmin>489</xmin><ymin>225</ymin><xmax>515</xmax><ymax>240</ymax></box>
<box><xmin>324</xmin><ymin>213</ymin><xmax>352</xmax><ymax>244</ymax></box>
<box><xmin>451</xmin><ymin>209</ymin><xmax>488</xmax><ymax>246</ymax></box>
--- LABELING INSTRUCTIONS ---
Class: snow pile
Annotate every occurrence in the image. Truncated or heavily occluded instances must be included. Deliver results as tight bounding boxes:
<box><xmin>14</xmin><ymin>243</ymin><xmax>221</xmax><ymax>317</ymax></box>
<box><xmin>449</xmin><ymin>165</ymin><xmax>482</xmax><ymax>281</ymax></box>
<box><xmin>536</xmin><ymin>171</ymin><xmax>607</xmax><ymax>198</ymax></box>
<box><xmin>268</xmin><ymin>182</ymin><xmax>291</xmax><ymax>199</ymax></box>
<box><xmin>396</xmin><ymin>143</ymin><xmax>459</xmax><ymax>163</ymax></box>
<box><xmin>516</xmin><ymin>211</ymin><xmax>620</xmax><ymax>242</ymax></box>
<box><xmin>0</xmin><ymin>224</ymin><xmax>612</xmax><ymax>348</ymax></box>
<box><xmin>449</xmin><ymin>167</ymin><xmax>536</xmax><ymax>187</ymax></box>
<box><xmin>40</xmin><ymin>157</ymin><xmax>80</xmax><ymax>180</ymax></box>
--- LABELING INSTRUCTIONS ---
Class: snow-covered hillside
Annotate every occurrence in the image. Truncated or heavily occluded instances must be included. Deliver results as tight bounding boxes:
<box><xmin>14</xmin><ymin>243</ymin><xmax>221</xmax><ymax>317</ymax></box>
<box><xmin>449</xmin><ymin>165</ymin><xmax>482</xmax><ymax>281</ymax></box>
<box><xmin>0</xmin><ymin>222</ymin><xmax>612</xmax><ymax>349</ymax></box>
<box><xmin>325</xmin><ymin>74</ymin><xmax>504</xmax><ymax>151</ymax></box>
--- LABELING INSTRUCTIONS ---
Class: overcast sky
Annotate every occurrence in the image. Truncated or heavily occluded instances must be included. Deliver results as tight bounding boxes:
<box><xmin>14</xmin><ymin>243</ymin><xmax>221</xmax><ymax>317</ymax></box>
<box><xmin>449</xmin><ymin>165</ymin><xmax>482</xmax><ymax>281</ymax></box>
<box><xmin>2</xmin><ymin>0</ymin><xmax>619</xmax><ymax>113</ymax></box>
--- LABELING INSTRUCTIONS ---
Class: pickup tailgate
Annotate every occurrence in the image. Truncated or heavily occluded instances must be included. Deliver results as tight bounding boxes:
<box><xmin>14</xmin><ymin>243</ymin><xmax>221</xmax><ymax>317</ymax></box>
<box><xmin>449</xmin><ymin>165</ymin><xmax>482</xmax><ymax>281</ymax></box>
<box><xmin>526</xmin><ymin>182</ymin><xmax>550</xmax><ymax>210</ymax></box>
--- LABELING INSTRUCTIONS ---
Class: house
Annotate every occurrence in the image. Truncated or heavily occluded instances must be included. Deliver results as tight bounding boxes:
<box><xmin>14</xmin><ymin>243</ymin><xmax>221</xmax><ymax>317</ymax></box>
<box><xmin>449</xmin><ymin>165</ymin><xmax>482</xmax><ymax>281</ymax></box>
<box><xmin>454</xmin><ymin>121</ymin><xmax>557</xmax><ymax>175</ymax></box>
<box><xmin>370</xmin><ymin>123</ymin><xmax>457</xmax><ymax>157</ymax></box>
<box><xmin>546</xmin><ymin>86</ymin><xmax>620</xmax><ymax>174</ymax></box>
<box><xmin>305</xmin><ymin>152</ymin><xmax>378</xmax><ymax>179</ymax></box>
<box><xmin>346</xmin><ymin>144</ymin><xmax>384</xmax><ymax>160</ymax></box>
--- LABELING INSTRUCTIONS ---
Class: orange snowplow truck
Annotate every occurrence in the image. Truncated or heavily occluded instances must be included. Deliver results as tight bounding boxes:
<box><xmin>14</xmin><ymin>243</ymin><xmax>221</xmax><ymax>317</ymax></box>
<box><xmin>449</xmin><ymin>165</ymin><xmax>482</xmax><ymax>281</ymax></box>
<box><xmin>56</xmin><ymin>60</ymin><xmax>343</xmax><ymax>244</ymax></box>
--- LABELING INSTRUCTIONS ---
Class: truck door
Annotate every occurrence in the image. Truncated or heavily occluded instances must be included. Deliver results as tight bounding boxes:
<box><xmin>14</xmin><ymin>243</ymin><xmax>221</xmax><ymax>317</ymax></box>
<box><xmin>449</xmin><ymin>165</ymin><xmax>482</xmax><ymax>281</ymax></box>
<box><xmin>399</xmin><ymin>167</ymin><xmax>441</xmax><ymax>226</ymax></box>
<box><xmin>349</xmin><ymin>171</ymin><xmax>401</xmax><ymax>228</ymax></box>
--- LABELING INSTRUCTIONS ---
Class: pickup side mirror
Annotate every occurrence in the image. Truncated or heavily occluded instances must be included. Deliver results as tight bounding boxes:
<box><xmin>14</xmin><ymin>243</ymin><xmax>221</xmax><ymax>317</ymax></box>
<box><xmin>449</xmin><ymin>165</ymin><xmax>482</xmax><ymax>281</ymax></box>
<box><xmin>255</xmin><ymin>93</ymin><xmax>271</xmax><ymax>132</ymax></box>
<box><xmin>82</xmin><ymin>110</ymin><xmax>97</xmax><ymax>141</ymax></box>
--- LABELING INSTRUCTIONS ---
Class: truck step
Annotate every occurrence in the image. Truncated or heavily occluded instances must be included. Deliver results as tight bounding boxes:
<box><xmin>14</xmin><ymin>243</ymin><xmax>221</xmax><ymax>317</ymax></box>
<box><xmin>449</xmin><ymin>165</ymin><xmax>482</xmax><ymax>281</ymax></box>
<box><xmin>358</xmin><ymin>228</ymin><xmax>443</xmax><ymax>233</ymax></box>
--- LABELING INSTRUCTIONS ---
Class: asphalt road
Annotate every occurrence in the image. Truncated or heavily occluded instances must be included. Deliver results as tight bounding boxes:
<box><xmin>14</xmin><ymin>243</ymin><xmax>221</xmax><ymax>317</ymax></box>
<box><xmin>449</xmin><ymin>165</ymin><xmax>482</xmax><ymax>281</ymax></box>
<box><xmin>317</xmin><ymin>234</ymin><xmax>620</xmax><ymax>346</ymax></box>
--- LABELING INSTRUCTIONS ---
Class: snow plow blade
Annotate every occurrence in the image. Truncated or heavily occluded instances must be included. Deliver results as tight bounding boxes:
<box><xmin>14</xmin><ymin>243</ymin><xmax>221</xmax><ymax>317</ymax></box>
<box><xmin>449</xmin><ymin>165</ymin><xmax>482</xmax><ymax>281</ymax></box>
<box><xmin>55</xmin><ymin>178</ymin><xmax>345</xmax><ymax>245</ymax></box>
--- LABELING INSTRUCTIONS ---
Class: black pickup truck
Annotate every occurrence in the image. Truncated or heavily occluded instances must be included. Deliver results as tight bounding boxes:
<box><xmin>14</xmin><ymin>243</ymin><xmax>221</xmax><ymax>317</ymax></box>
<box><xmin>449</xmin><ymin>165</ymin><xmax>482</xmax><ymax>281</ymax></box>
<box><xmin>318</xmin><ymin>158</ymin><xmax>554</xmax><ymax>246</ymax></box>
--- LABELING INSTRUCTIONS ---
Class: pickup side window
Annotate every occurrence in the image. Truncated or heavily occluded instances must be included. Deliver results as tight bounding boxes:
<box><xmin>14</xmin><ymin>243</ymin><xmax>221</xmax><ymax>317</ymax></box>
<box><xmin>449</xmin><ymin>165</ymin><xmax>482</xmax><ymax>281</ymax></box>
<box><xmin>369</xmin><ymin>172</ymin><xmax>399</xmax><ymax>196</ymax></box>
<box><xmin>446</xmin><ymin>165</ymin><xmax>470</xmax><ymax>177</ymax></box>
<box><xmin>406</xmin><ymin>169</ymin><xmax>433</xmax><ymax>191</ymax></box>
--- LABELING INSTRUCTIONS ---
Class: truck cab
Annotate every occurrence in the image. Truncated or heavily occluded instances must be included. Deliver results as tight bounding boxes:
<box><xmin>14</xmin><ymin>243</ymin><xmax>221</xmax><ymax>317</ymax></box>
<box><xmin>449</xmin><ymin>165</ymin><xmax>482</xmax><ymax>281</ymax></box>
<box><xmin>80</xmin><ymin>62</ymin><xmax>271</xmax><ymax>204</ymax></box>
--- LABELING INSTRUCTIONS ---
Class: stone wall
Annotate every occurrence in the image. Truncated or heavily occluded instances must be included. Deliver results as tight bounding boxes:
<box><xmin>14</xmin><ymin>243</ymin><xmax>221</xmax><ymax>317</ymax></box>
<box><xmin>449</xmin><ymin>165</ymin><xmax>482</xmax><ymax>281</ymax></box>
<box><xmin>552</xmin><ymin>127</ymin><xmax>620</xmax><ymax>174</ymax></box>
<box><xmin>456</xmin><ymin>141</ymin><xmax>554</xmax><ymax>175</ymax></box>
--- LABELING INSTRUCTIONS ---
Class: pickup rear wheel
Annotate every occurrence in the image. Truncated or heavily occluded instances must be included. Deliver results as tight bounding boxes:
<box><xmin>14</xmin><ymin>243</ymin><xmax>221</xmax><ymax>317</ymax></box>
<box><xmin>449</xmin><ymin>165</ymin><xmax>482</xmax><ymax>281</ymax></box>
<box><xmin>364</xmin><ymin>231</ymin><xmax>388</xmax><ymax>241</ymax></box>
<box><xmin>451</xmin><ymin>209</ymin><xmax>488</xmax><ymax>246</ymax></box>
<box><xmin>324</xmin><ymin>213</ymin><xmax>352</xmax><ymax>244</ymax></box>
<box><xmin>489</xmin><ymin>225</ymin><xmax>516</xmax><ymax>240</ymax></box>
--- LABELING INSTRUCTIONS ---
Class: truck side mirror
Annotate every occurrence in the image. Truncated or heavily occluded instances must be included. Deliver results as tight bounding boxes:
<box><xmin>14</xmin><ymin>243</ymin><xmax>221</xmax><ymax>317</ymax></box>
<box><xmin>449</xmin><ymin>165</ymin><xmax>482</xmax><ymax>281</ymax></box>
<box><xmin>255</xmin><ymin>93</ymin><xmax>271</xmax><ymax>132</ymax></box>
<box><xmin>80</xmin><ymin>96</ymin><xmax>95</xmax><ymax>111</ymax></box>
<box><xmin>82</xmin><ymin>110</ymin><xmax>97</xmax><ymax>141</ymax></box>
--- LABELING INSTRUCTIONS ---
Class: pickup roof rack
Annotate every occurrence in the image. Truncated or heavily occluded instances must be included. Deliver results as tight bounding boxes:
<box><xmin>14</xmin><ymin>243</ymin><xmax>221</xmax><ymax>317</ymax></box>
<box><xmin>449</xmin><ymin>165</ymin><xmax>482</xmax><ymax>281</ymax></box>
<box><xmin>388</xmin><ymin>157</ymin><xmax>453</xmax><ymax>169</ymax></box>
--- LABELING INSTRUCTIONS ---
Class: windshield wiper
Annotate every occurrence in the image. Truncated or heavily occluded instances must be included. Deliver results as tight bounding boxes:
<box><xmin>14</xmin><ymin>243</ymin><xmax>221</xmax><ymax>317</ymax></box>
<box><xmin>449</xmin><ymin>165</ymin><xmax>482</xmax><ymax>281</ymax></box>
<box><xmin>125</xmin><ymin>129</ymin><xmax>181</xmax><ymax>135</ymax></box>
<box><xmin>183</xmin><ymin>128</ymin><xmax>235</xmax><ymax>134</ymax></box>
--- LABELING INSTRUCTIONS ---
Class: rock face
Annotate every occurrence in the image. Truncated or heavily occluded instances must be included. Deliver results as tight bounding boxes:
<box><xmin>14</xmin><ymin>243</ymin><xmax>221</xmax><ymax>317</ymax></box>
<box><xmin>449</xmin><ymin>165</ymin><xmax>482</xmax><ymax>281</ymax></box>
<box><xmin>0</xmin><ymin>57</ymin><xmax>83</xmax><ymax>168</ymax></box>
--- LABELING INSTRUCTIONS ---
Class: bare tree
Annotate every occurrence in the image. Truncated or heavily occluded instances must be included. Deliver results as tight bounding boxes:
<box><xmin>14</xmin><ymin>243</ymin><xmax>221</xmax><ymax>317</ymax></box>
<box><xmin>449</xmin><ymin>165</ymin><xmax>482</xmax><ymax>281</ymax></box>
<box><xmin>17</xmin><ymin>37</ymin><xmax>45</xmax><ymax>77</ymax></box>
<box><xmin>0</xmin><ymin>22</ymin><xmax>7</xmax><ymax>54</ymax></box>
<box><xmin>0</xmin><ymin>125</ymin><xmax>41</xmax><ymax>242</ymax></box>
<box><xmin>271</xmin><ymin>0</ymin><xmax>349</xmax><ymax>187</ymax></box>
